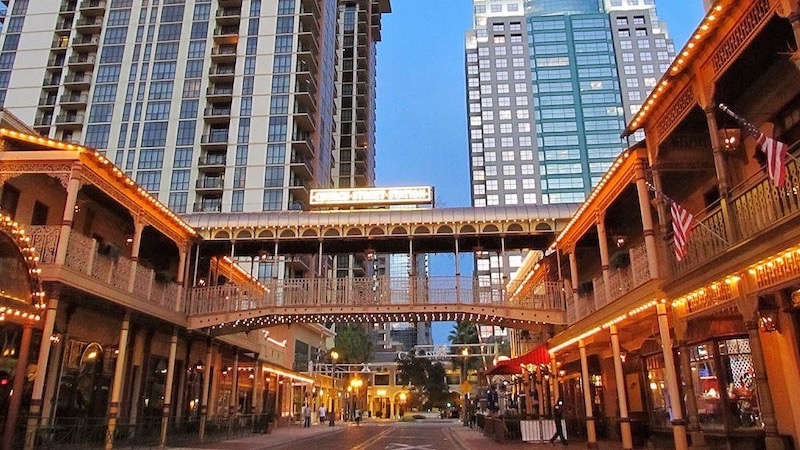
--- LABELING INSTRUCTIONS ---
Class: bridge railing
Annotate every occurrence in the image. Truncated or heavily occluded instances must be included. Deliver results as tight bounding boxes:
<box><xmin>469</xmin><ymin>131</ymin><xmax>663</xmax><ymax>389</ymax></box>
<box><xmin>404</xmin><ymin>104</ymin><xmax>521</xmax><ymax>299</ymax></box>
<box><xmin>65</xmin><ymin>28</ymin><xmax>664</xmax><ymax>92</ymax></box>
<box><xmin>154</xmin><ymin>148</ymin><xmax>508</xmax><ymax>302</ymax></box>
<box><xmin>186</xmin><ymin>276</ymin><xmax>565</xmax><ymax>315</ymax></box>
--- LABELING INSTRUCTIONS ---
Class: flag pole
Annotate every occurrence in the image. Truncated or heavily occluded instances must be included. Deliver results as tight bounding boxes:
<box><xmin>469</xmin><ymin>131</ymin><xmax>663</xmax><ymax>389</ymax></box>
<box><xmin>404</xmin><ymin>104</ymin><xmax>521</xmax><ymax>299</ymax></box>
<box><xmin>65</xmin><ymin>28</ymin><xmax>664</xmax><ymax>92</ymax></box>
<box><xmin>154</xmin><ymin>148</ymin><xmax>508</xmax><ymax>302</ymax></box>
<box><xmin>718</xmin><ymin>103</ymin><xmax>800</xmax><ymax>164</ymax></box>
<box><xmin>644</xmin><ymin>182</ymin><xmax>729</xmax><ymax>245</ymax></box>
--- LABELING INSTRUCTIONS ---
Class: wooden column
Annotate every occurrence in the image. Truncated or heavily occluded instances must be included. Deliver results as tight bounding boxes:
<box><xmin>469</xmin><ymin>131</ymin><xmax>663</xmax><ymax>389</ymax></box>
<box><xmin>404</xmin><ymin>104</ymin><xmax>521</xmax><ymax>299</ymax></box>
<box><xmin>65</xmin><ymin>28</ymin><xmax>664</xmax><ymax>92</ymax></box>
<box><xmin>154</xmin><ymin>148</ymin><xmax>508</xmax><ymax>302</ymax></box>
<box><xmin>579</xmin><ymin>340</ymin><xmax>598</xmax><ymax>448</ymax></box>
<box><xmin>24</xmin><ymin>298</ymin><xmax>58</xmax><ymax>450</ymax></box>
<box><xmin>105</xmin><ymin>313</ymin><xmax>131</xmax><ymax>450</ymax></box>
<box><xmin>704</xmin><ymin>106</ymin><xmax>737</xmax><ymax>243</ymax></box>
<box><xmin>610</xmin><ymin>326</ymin><xmax>632</xmax><ymax>450</ymax></box>
<box><xmin>160</xmin><ymin>329</ymin><xmax>179</xmax><ymax>448</ymax></box>
<box><xmin>3</xmin><ymin>323</ymin><xmax>33</xmax><ymax>450</ymax></box>
<box><xmin>596</xmin><ymin>211</ymin><xmax>613</xmax><ymax>302</ymax></box>
<box><xmin>199</xmin><ymin>343</ymin><xmax>214</xmax><ymax>440</ymax></box>
<box><xmin>127</xmin><ymin>220</ymin><xmax>145</xmax><ymax>292</ymax></box>
<box><xmin>744</xmin><ymin>320</ymin><xmax>785</xmax><ymax>450</ymax></box>
<box><xmin>54</xmin><ymin>166</ymin><xmax>82</xmax><ymax>265</ymax></box>
<box><xmin>633</xmin><ymin>156</ymin><xmax>660</xmax><ymax>278</ymax></box>
<box><xmin>656</xmin><ymin>303</ymin><xmax>688</xmax><ymax>450</ymax></box>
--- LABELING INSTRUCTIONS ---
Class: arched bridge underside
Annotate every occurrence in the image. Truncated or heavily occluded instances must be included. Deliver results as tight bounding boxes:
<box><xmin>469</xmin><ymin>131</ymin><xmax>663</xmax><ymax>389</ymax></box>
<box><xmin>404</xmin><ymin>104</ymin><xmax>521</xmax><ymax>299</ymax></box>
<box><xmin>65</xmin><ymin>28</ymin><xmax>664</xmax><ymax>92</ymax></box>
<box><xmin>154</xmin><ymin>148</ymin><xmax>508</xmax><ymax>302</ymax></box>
<box><xmin>186</xmin><ymin>278</ymin><xmax>567</xmax><ymax>336</ymax></box>
<box><xmin>183</xmin><ymin>204</ymin><xmax>580</xmax><ymax>255</ymax></box>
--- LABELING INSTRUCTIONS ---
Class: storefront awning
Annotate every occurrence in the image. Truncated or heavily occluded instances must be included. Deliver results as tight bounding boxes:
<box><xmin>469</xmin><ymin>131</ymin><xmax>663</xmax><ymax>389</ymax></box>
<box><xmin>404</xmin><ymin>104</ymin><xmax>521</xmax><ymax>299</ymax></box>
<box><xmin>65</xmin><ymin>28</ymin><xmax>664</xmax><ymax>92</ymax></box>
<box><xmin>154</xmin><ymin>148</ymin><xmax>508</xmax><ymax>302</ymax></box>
<box><xmin>485</xmin><ymin>343</ymin><xmax>549</xmax><ymax>376</ymax></box>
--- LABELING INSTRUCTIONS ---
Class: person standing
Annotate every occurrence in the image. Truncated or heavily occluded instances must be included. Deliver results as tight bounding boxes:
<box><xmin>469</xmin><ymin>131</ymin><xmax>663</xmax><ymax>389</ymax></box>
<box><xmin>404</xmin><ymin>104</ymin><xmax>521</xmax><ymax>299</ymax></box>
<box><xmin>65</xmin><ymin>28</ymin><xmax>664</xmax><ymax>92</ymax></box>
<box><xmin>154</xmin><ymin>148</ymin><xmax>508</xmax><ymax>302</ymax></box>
<box><xmin>318</xmin><ymin>405</ymin><xmax>327</xmax><ymax>425</ymax></box>
<box><xmin>550</xmin><ymin>399</ymin><xmax>567</xmax><ymax>445</ymax></box>
<box><xmin>354</xmin><ymin>407</ymin><xmax>362</xmax><ymax>426</ymax></box>
<box><xmin>302</xmin><ymin>404</ymin><xmax>311</xmax><ymax>428</ymax></box>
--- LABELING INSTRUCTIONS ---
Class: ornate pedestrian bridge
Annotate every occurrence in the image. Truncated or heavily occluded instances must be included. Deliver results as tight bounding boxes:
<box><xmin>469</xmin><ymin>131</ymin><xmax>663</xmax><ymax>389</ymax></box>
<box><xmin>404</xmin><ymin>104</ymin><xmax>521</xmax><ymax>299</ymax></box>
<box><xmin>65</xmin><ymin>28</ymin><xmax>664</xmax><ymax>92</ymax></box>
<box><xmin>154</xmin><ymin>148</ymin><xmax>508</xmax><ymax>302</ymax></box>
<box><xmin>183</xmin><ymin>204</ymin><xmax>579</xmax><ymax>335</ymax></box>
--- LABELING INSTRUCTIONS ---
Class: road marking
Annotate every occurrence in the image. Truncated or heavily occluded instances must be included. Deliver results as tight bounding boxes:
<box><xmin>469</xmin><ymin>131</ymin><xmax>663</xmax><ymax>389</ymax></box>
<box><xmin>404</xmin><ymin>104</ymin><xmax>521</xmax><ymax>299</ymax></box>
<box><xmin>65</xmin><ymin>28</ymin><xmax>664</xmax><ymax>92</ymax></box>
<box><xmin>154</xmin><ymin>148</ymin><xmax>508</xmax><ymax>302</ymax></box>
<box><xmin>385</xmin><ymin>444</ymin><xmax>436</xmax><ymax>450</ymax></box>
<box><xmin>351</xmin><ymin>426</ymin><xmax>395</xmax><ymax>450</ymax></box>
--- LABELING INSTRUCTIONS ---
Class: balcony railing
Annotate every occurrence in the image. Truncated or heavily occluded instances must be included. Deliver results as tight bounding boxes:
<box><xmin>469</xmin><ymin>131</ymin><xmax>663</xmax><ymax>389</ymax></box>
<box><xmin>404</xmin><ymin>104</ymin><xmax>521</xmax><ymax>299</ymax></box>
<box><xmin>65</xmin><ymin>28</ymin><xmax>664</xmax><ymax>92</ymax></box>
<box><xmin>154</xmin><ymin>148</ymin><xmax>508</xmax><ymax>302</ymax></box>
<box><xmin>565</xmin><ymin>242</ymin><xmax>652</xmax><ymax>324</ymax></box>
<box><xmin>186</xmin><ymin>277</ymin><xmax>565</xmax><ymax>316</ymax></box>
<box><xmin>668</xmin><ymin>152</ymin><xmax>800</xmax><ymax>279</ymax></box>
<box><xmin>28</xmin><ymin>226</ymin><xmax>181</xmax><ymax>312</ymax></box>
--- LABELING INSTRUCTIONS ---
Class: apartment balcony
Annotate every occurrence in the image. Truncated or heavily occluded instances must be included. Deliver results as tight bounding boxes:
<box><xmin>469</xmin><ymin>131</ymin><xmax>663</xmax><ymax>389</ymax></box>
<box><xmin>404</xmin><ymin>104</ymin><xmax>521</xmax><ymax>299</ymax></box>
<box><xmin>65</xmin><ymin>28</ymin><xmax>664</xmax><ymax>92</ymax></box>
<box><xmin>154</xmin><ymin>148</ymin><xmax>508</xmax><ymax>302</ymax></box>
<box><xmin>212</xmin><ymin>26</ymin><xmax>239</xmax><ymax>44</ymax></box>
<box><xmin>296</xmin><ymin>51</ymin><xmax>318</xmax><ymax>75</ymax></box>
<box><xmin>299</xmin><ymin>0</ymin><xmax>320</xmax><ymax>17</ymax></box>
<box><xmin>79</xmin><ymin>0</ymin><xmax>106</xmax><ymax>16</ymax></box>
<box><xmin>38</xmin><ymin>95</ymin><xmax>58</xmax><ymax>107</ymax></box>
<box><xmin>51</xmin><ymin>37</ymin><xmax>70</xmax><ymax>52</ymax></box>
<box><xmin>193</xmin><ymin>200</ymin><xmax>223</xmax><ymax>212</ymax></box>
<box><xmin>42</xmin><ymin>75</ymin><xmax>62</xmax><ymax>90</ymax></box>
<box><xmin>63</xmin><ymin>72</ymin><xmax>92</xmax><ymax>89</ymax></box>
<box><xmin>197</xmin><ymin>154</ymin><xmax>226</xmax><ymax>170</ymax></box>
<box><xmin>291</xmin><ymin>132</ymin><xmax>315</xmax><ymax>160</ymax></box>
<box><xmin>68</xmin><ymin>54</ymin><xmax>96</xmax><ymax>70</ymax></box>
<box><xmin>295</xmin><ymin>72</ymin><xmax>317</xmax><ymax>110</ymax></box>
<box><xmin>206</xmin><ymin>85</ymin><xmax>234</xmax><ymax>101</ymax></box>
<box><xmin>297</xmin><ymin>31</ymin><xmax>319</xmax><ymax>55</ymax></box>
<box><xmin>28</xmin><ymin>227</ymin><xmax>183</xmax><ymax>314</ymax></box>
<box><xmin>59</xmin><ymin>93</ymin><xmax>89</xmax><ymax>109</ymax></box>
<box><xmin>201</xmin><ymin>132</ymin><xmax>229</xmax><ymax>150</ymax></box>
<box><xmin>59</xmin><ymin>1</ymin><xmax>77</xmax><ymax>13</ymax></box>
<box><xmin>55</xmin><ymin>18</ymin><xmax>73</xmax><ymax>34</ymax></box>
<box><xmin>287</xmin><ymin>180</ymin><xmax>310</xmax><ymax>202</ymax></box>
<box><xmin>71</xmin><ymin>35</ymin><xmax>99</xmax><ymax>52</ymax></box>
<box><xmin>54</xmin><ymin>113</ymin><xmax>85</xmax><ymax>129</ymax></box>
<box><xmin>215</xmin><ymin>8</ymin><xmax>241</xmax><ymax>25</ymax></box>
<box><xmin>34</xmin><ymin>115</ymin><xmax>54</xmax><ymax>127</ymax></box>
<box><xmin>217</xmin><ymin>0</ymin><xmax>242</xmax><ymax>7</ymax></box>
<box><xmin>195</xmin><ymin>177</ymin><xmax>225</xmax><ymax>192</ymax></box>
<box><xmin>75</xmin><ymin>17</ymin><xmax>103</xmax><ymax>34</ymax></box>
<box><xmin>289</xmin><ymin>159</ymin><xmax>313</xmax><ymax>181</ymax></box>
<box><xmin>293</xmin><ymin>108</ymin><xmax>315</xmax><ymax>133</ymax></box>
<box><xmin>208</xmin><ymin>65</ymin><xmax>236</xmax><ymax>82</ymax></box>
<box><xmin>299</xmin><ymin>6</ymin><xmax>320</xmax><ymax>36</ymax></box>
<box><xmin>203</xmin><ymin>106</ymin><xmax>232</xmax><ymax>124</ymax></box>
<box><xmin>46</xmin><ymin>56</ymin><xmax>66</xmax><ymax>71</ymax></box>
<box><xmin>210</xmin><ymin>46</ymin><xmax>238</xmax><ymax>63</ymax></box>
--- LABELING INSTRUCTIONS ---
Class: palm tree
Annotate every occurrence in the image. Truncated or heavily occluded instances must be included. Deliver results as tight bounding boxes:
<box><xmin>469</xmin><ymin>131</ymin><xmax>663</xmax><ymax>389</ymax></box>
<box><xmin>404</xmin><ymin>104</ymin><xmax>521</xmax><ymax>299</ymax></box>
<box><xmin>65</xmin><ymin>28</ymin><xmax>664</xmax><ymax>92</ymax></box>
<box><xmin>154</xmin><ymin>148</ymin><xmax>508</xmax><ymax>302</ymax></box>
<box><xmin>448</xmin><ymin>321</ymin><xmax>480</xmax><ymax>377</ymax></box>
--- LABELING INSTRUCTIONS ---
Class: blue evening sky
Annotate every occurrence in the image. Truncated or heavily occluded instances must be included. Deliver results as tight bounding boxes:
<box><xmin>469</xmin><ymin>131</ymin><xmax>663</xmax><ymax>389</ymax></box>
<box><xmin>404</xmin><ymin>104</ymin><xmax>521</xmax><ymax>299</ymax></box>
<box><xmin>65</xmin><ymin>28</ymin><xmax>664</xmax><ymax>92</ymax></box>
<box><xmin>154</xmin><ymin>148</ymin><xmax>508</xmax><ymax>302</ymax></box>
<box><xmin>373</xmin><ymin>1</ymin><xmax>707</xmax><ymax>344</ymax></box>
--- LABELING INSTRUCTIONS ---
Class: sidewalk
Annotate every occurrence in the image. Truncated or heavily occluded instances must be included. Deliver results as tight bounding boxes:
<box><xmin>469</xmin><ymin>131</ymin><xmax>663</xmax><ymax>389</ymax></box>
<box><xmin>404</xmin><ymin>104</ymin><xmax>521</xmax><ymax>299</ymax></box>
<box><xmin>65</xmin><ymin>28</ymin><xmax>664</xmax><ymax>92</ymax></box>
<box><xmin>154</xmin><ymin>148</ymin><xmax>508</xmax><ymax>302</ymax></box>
<box><xmin>170</xmin><ymin>422</ymin><xmax>345</xmax><ymax>450</ymax></box>
<box><xmin>446</xmin><ymin>424</ymin><xmax>627</xmax><ymax>450</ymax></box>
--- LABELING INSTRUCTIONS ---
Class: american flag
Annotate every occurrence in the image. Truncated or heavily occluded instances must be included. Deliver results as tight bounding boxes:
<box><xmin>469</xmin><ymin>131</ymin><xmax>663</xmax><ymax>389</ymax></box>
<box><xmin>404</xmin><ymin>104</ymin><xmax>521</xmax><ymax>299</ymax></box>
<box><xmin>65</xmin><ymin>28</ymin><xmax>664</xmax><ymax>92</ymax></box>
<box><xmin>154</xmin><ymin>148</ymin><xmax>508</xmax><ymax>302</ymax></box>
<box><xmin>756</xmin><ymin>134</ymin><xmax>789</xmax><ymax>187</ymax></box>
<box><xmin>719</xmin><ymin>104</ymin><xmax>789</xmax><ymax>187</ymax></box>
<box><xmin>671</xmin><ymin>201</ymin><xmax>694</xmax><ymax>261</ymax></box>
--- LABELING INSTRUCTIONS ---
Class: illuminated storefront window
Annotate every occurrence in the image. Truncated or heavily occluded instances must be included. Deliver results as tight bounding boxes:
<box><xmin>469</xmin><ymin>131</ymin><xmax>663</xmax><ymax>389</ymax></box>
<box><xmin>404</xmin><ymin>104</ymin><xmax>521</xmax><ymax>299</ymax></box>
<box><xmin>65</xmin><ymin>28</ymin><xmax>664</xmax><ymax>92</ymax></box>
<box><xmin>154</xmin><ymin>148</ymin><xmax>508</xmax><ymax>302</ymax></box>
<box><xmin>689</xmin><ymin>338</ymin><xmax>760</xmax><ymax>430</ymax></box>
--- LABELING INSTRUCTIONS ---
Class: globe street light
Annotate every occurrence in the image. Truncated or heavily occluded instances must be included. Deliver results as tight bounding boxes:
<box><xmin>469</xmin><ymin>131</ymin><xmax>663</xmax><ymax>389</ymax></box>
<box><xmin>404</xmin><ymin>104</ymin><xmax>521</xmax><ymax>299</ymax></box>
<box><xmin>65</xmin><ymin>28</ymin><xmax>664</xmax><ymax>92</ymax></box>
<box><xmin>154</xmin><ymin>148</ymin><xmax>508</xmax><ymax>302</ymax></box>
<box><xmin>330</xmin><ymin>350</ymin><xmax>338</xmax><ymax>426</ymax></box>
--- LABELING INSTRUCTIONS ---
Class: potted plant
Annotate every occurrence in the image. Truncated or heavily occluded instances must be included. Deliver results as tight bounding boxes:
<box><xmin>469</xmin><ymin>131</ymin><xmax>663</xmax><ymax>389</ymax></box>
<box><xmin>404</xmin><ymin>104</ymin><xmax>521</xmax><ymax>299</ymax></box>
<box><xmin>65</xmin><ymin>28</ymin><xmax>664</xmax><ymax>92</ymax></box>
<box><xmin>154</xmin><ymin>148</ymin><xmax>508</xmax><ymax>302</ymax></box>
<box><xmin>578</xmin><ymin>281</ymin><xmax>594</xmax><ymax>296</ymax></box>
<box><xmin>98</xmin><ymin>242</ymin><xmax>122</xmax><ymax>258</ymax></box>
<box><xmin>155</xmin><ymin>270</ymin><xmax>172</xmax><ymax>284</ymax></box>
<box><xmin>609</xmin><ymin>251</ymin><xmax>631</xmax><ymax>270</ymax></box>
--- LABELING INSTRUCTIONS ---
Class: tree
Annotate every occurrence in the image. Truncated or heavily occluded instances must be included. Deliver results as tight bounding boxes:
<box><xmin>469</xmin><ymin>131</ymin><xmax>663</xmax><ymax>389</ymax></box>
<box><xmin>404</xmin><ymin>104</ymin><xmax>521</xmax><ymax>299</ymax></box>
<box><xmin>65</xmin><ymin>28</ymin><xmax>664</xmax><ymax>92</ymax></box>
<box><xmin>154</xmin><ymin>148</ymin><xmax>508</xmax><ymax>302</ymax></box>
<box><xmin>448</xmin><ymin>321</ymin><xmax>481</xmax><ymax>375</ymax></box>
<box><xmin>333</xmin><ymin>323</ymin><xmax>373</xmax><ymax>363</ymax></box>
<box><xmin>396</xmin><ymin>356</ymin><xmax>451</xmax><ymax>410</ymax></box>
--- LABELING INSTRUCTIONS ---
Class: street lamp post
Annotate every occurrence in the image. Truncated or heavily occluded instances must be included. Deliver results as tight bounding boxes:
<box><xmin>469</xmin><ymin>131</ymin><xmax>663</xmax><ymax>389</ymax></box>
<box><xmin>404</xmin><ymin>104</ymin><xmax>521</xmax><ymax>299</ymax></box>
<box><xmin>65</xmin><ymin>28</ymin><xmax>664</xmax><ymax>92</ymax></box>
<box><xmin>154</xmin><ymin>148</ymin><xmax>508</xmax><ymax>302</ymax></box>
<box><xmin>330</xmin><ymin>350</ymin><xmax>338</xmax><ymax>426</ymax></box>
<box><xmin>350</xmin><ymin>378</ymin><xmax>363</xmax><ymax>419</ymax></box>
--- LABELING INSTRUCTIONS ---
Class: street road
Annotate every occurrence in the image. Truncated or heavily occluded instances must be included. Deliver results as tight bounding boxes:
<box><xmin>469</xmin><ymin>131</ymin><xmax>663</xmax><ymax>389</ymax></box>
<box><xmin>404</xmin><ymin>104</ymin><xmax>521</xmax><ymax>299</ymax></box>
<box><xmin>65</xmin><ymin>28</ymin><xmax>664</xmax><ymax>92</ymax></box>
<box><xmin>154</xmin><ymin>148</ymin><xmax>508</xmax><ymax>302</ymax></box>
<box><xmin>268</xmin><ymin>422</ymin><xmax>463</xmax><ymax>450</ymax></box>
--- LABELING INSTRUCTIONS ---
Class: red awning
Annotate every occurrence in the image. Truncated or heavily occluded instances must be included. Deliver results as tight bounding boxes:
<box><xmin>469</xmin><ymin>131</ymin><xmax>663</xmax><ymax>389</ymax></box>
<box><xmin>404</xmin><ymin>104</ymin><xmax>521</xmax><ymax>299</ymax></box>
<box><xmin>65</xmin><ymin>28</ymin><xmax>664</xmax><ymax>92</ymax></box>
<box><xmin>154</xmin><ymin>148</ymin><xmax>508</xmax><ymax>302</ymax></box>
<box><xmin>485</xmin><ymin>343</ymin><xmax>549</xmax><ymax>376</ymax></box>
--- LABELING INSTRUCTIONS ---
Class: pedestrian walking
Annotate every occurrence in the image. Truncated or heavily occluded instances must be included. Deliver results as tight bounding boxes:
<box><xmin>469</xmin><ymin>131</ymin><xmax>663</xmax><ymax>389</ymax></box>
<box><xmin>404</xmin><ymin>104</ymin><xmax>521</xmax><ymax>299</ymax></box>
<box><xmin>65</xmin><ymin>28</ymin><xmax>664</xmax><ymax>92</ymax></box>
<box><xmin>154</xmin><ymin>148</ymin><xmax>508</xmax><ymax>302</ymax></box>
<box><xmin>354</xmin><ymin>407</ymin><xmax>362</xmax><ymax>426</ymax></box>
<box><xmin>302</xmin><ymin>404</ymin><xmax>311</xmax><ymax>428</ymax></box>
<box><xmin>550</xmin><ymin>399</ymin><xmax>567</xmax><ymax>445</ymax></box>
<box><xmin>318</xmin><ymin>405</ymin><xmax>327</xmax><ymax>425</ymax></box>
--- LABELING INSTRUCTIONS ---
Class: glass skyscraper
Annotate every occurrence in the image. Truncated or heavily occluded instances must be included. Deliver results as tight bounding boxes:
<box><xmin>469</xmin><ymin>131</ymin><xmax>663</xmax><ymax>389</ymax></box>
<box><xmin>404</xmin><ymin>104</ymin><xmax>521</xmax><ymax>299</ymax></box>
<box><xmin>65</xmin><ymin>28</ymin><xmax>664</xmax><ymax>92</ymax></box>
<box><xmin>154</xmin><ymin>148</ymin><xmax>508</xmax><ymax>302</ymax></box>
<box><xmin>465</xmin><ymin>0</ymin><xmax>674</xmax><ymax>289</ymax></box>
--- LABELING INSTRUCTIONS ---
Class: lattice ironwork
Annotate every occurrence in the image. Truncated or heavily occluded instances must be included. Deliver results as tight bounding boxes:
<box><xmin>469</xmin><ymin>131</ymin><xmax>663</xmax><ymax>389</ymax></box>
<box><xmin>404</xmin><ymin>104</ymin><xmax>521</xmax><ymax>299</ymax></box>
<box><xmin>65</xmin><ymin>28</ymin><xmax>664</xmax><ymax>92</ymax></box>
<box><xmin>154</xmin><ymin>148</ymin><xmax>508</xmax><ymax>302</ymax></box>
<box><xmin>711</xmin><ymin>0</ymin><xmax>771</xmax><ymax>73</ymax></box>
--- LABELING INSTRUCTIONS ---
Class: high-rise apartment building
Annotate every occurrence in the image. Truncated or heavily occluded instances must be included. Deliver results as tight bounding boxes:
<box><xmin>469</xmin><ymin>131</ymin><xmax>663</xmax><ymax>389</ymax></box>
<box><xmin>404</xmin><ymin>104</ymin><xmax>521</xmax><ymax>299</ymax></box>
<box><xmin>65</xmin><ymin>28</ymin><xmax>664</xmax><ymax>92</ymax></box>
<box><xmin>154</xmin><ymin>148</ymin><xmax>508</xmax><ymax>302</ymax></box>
<box><xmin>0</xmin><ymin>0</ymin><xmax>389</xmax><ymax>218</ymax></box>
